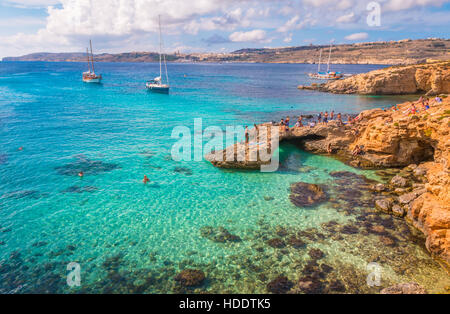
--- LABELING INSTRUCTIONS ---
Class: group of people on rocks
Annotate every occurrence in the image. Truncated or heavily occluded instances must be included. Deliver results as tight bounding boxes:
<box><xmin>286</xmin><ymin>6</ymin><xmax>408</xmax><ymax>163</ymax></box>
<box><xmin>383</xmin><ymin>95</ymin><xmax>443</xmax><ymax>115</ymax></box>
<box><xmin>273</xmin><ymin>111</ymin><xmax>356</xmax><ymax>133</ymax></box>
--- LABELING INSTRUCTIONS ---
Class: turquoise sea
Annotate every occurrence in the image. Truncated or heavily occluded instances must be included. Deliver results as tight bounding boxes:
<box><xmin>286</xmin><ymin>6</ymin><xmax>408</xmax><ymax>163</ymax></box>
<box><xmin>0</xmin><ymin>61</ymin><xmax>448</xmax><ymax>293</ymax></box>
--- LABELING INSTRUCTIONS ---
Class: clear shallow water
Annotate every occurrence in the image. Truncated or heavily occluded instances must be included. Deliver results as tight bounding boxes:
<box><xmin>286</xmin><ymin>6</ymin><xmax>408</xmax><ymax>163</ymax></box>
<box><xmin>0</xmin><ymin>61</ymin><xmax>448</xmax><ymax>293</ymax></box>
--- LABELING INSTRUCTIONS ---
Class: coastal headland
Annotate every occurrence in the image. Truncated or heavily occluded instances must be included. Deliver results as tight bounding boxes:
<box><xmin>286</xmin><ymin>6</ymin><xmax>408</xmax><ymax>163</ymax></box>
<box><xmin>3</xmin><ymin>39</ymin><xmax>449</xmax><ymax>65</ymax></box>
<box><xmin>299</xmin><ymin>61</ymin><xmax>450</xmax><ymax>96</ymax></box>
<box><xmin>206</xmin><ymin>96</ymin><xmax>450</xmax><ymax>272</ymax></box>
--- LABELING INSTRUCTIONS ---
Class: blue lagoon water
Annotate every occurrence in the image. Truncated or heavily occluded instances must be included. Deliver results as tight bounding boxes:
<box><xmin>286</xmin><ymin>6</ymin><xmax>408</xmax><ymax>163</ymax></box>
<box><xmin>0</xmin><ymin>62</ymin><xmax>448</xmax><ymax>293</ymax></box>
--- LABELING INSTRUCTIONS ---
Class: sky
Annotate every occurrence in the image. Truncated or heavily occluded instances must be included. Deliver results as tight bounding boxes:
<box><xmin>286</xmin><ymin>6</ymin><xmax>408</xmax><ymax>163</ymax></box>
<box><xmin>0</xmin><ymin>0</ymin><xmax>449</xmax><ymax>58</ymax></box>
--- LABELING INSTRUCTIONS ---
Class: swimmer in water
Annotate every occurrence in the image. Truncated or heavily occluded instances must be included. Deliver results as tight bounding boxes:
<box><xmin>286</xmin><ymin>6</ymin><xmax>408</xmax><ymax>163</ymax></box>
<box><xmin>143</xmin><ymin>175</ymin><xmax>150</xmax><ymax>184</ymax></box>
<box><xmin>78</xmin><ymin>171</ymin><xmax>84</xmax><ymax>177</ymax></box>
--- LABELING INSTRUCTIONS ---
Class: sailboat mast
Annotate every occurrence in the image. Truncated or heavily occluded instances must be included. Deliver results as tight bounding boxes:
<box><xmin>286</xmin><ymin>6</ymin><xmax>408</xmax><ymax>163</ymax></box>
<box><xmin>89</xmin><ymin>39</ymin><xmax>95</xmax><ymax>74</ymax></box>
<box><xmin>326</xmin><ymin>43</ymin><xmax>332</xmax><ymax>72</ymax></box>
<box><xmin>318</xmin><ymin>49</ymin><xmax>322</xmax><ymax>72</ymax></box>
<box><xmin>158</xmin><ymin>15</ymin><xmax>162</xmax><ymax>80</ymax></box>
<box><xmin>86</xmin><ymin>48</ymin><xmax>91</xmax><ymax>72</ymax></box>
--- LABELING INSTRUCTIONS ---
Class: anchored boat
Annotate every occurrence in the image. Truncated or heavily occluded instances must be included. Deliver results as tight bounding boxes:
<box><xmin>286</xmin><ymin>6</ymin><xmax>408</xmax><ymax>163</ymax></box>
<box><xmin>146</xmin><ymin>15</ymin><xmax>169</xmax><ymax>94</ymax></box>
<box><xmin>82</xmin><ymin>40</ymin><xmax>102</xmax><ymax>83</ymax></box>
<box><xmin>308</xmin><ymin>43</ymin><xmax>343</xmax><ymax>80</ymax></box>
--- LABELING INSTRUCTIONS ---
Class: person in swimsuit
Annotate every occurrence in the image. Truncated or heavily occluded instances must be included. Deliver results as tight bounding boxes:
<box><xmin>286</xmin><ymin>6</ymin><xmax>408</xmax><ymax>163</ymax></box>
<box><xmin>324</xmin><ymin>111</ymin><xmax>328</xmax><ymax>124</ymax></box>
<box><xmin>143</xmin><ymin>175</ymin><xmax>150</xmax><ymax>184</ymax></box>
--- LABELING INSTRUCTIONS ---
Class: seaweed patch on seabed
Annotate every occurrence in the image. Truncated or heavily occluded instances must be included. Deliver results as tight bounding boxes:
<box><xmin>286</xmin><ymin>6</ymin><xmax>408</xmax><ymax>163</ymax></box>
<box><xmin>61</xmin><ymin>185</ymin><xmax>99</xmax><ymax>193</ymax></box>
<box><xmin>1</xmin><ymin>190</ymin><xmax>47</xmax><ymax>200</ymax></box>
<box><xmin>0</xmin><ymin>153</ymin><xmax>7</xmax><ymax>165</ymax></box>
<box><xmin>55</xmin><ymin>156</ymin><xmax>120</xmax><ymax>176</ymax></box>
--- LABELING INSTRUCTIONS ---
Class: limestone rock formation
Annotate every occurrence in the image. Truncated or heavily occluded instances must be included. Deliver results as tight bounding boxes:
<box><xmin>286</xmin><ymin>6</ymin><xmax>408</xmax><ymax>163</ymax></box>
<box><xmin>299</xmin><ymin>62</ymin><xmax>450</xmax><ymax>95</ymax></box>
<box><xmin>205</xmin><ymin>96</ymin><xmax>450</xmax><ymax>270</ymax></box>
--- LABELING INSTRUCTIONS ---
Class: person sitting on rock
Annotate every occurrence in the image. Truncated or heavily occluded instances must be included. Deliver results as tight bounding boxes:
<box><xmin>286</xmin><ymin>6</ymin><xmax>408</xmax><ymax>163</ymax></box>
<box><xmin>434</xmin><ymin>96</ymin><xmax>442</xmax><ymax>103</ymax></box>
<box><xmin>352</xmin><ymin>145</ymin><xmax>360</xmax><ymax>157</ymax></box>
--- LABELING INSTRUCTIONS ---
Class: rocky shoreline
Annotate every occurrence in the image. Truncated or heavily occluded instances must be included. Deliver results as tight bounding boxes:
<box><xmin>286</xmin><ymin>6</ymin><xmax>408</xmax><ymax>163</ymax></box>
<box><xmin>205</xmin><ymin>96</ymin><xmax>450</xmax><ymax>273</ymax></box>
<box><xmin>298</xmin><ymin>62</ymin><xmax>450</xmax><ymax>96</ymax></box>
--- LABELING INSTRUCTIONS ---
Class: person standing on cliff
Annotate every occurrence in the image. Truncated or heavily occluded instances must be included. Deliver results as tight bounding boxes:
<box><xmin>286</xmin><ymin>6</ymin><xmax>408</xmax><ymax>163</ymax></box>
<box><xmin>330</xmin><ymin>111</ymin><xmax>334</xmax><ymax>120</ymax></box>
<box><xmin>245</xmin><ymin>126</ymin><xmax>249</xmax><ymax>144</ymax></box>
<box><xmin>318</xmin><ymin>112</ymin><xmax>322</xmax><ymax>123</ymax></box>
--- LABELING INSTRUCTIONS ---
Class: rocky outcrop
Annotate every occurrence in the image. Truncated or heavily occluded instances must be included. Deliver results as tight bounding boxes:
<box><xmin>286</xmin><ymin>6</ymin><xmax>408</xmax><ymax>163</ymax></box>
<box><xmin>205</xmin><ymin>96</ymin><xmax>450</xmax><ymax>270</ymax></box>
<box><xmin>298</xmin><ymin>62</ymin><xmax>450</xmax><ymax>95</ymax></box>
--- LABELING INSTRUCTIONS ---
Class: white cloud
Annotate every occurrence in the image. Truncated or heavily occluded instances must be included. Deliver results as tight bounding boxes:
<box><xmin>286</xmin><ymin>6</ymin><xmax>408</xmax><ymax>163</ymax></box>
<box><xmin>336</xmin><ymin>12</ymin><xmax>357</xmax><ymax>23</ymax></box>
<box><xmin>283</xmin><ymin>33</ymin><xmax>293</xmax><ymax>43</ymax></box>
<box><xmin>1</xmin><ymin>0</ymin><xmax>449</xmax><ymax>57</ymax></box>
<box><xmin>229</xmin><ymin>29</ymin><xmax>270</xmax><ymax>43</ymax></box>
<box><xmin>344</xmin><ymin>32</ymin><xmax>368</xmax><ymax>41</ymax></box>
<box><xmin>383</xmin><ymin>0</ymin><xmax>448</xmax><ymax>11</ymax></box>
<box><xmin>4</xmin><ymin>0</ymin><xmax>60</xmax><ymax>7</ymax></box>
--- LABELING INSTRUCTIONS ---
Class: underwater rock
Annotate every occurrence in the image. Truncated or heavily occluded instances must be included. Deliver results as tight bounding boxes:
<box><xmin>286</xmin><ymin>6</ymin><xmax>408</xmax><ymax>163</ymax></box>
<box><xmin>390</xmin><ymin>175</ymin><xmax>408</xmax><ymax>188</ymax></box>
<box><xmin>289</xmin><ymin>182</ymin><xmax>328</xmax><ymax>208</ymax></box>
<box><xmin>308</xmin><ymin>248</ymin><xmax>325</xmax><ymax>259</ymax></box>
<box><xmin>340</xmin><ymin>225</ymin><xmax>359</xmax><ymax>235</ymax></box>
<box><xmin>275</xmin><ymin>226</ymin><xmax>288</xmax><ymax>237</ymax></box>
<box><xmin>375</xmin><ymin>198</ymin><xmax>394</xmax><ymax>213</ymax></box>
<box><xmin>200</xmin><ymin>226</ymin><xmax>241</xmax><ymax>243</ymax></box>
<box><xmin>267</xmin><ymin>238</ymin><xmax>286</xmax><ymax>248</ymax></box>
<box><xmin>173</xmin><ymin>167</ymin><xmax>193</xmax><ymax>176</ymax></box>
<box><xmin>32</xmin><ymin>241</ymin><xmax>48</xmax><ymax>248</ymax></box>
<box><xmin>379</xmin><ymin>236</ymin><xmax>396</xmax><ymax>246</ymax></box>
<box><xmin>2</xmin><ymin>190</ymin><xmax>43</xmax><ymax>200</ymax></box>
<box><xmin>371</xmin><ymin>183</ymin><xmax>387</xmax><ymax>192</ymax></box>
<box><xmin>329</xmin><ymin>171</ymin><xmax>365</xmax><ymax>181</ymax></box>
<box><xmin>369</xmin><ymin>225</ymin><xmax>386</xmax><ymax>234</ymax></box>
<box><xmin>287</xmin><ymin>236</ymin><xmax>306</xmax><ymax>249</ymax></box>
<box><xmin>266</xmin><ymin>276</ymin><xmax>294</xmax><ymax>294</ymax></box>
<box><xmin>328</xmin><ymin>279</ymin><xmax>346</xmax><ymax>292</ymax></box>
<box><xmin>399</xmin><ymin>192</ymin><xmax>417</xmax><ymax>204</ymax></box>
<box><xmin>55</xmin><ymin>158</ymin><xmax>119</xmax><ymax>176</ymax></box>
<box><xmin>392</xmin><ymin>204</ymin><xmax>406</xmax><ymax>217</ymax></box>
<box><xmin>61</xmin><ymin>185</ymin><xmax>99</xmax><ymax>193</ymax></box>
<box><xmin>320</xmin><ymin>264</ymin><xmax>333</xmax><ymax>274</ymax></box>
<box><xmin>380</xmin><ymin>282</ymin><xmax>426</xmax><ymax>294</ymax></box>
<box><xmin>412</xmin><ymin>167</ymin><xmax>427</xmax><ymax>177</ymax></box>
<box><xmin>264</xmin><ymin>196</ymin><xmax>274</xmax><ymax>201</ymax></box>
<box><xmin>174</xmin><ymin>269</ymin><xmax>205</xmax><ymax>287</ymax></box>
<box><xmin>296</xmin><ymin>276</ymin><xmax>324</xmax><ymax>294</ymax></box>
<box><xmin>0</xmin><ymin>154</ymin><xmax>7</xmax><ymax>165</ymax></box>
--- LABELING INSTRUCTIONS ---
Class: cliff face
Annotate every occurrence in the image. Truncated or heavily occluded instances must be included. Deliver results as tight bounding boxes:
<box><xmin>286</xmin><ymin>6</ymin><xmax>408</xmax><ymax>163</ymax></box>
<box><xmin>205</xmin><ymin>97</ymin><xmax>450</xmax><ymax>269</ymax></box>
<box><xmin>300</xmin><ymin>62</ymin><xmax>450</xmax><ymax>96</ymax></box>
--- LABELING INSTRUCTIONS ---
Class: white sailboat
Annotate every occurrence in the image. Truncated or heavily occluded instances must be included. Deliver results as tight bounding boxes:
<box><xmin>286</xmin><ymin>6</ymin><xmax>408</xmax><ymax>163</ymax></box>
<box><xmin>146</xmin><ymin>15</ymin><xmax>169</xmax><ymax>94</ymax></box>
<box><xmin>308</xmin><ymin>43</ymin><xmax>342</xmax><ymax>80</ymax></box>
<box><xmin>82</xmin><ymin>40</ymin><xmax>102</xmax><ymax>83</ymax></box>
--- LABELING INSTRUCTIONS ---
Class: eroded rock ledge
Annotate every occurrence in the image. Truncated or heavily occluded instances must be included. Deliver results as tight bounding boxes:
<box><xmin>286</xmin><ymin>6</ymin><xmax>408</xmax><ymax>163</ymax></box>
<box><xmin>205</xmin><ymin>97</ymin><xmax>450</xmax><ymax>270</ymax></box>
<box><xmin>298</xmin><ymin>62</ymin><xmax>450</xmax><ymax>96</ymax></box>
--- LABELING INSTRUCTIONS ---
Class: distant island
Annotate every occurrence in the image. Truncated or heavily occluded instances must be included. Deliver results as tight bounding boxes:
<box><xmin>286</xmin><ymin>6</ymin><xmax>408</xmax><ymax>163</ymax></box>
<box><xmin>3</xmin><ymin>38</ymin><xmax>449</xmax><ymax>65</ymax></box>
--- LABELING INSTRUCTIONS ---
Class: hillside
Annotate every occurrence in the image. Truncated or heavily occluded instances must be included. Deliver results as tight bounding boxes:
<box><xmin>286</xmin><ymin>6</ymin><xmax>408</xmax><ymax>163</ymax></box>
<box><xmin>3</xmin><ymin>38</ymin><xmax>449</xmax><ymax>65</ymax></box>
